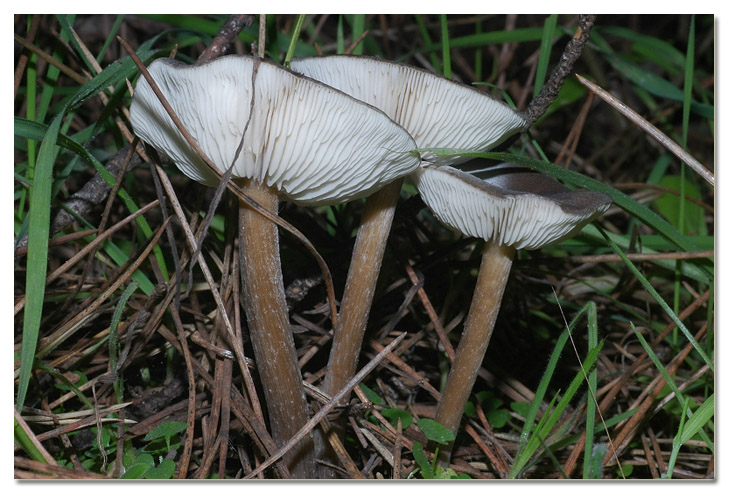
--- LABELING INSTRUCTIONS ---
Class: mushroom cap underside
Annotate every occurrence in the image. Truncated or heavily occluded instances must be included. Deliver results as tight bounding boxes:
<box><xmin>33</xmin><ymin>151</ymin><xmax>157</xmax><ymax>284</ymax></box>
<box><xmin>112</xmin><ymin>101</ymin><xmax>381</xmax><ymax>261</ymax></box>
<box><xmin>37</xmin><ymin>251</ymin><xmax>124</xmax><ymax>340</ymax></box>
<box><xmin>290</xmin><ymin>55</ymin><xmax>527</xmax><ymax>166</ymax></box>
<box><xmin>130</xmin><ymin>56</ymin><xmax>420</xmax><ymax>205</ymax></box>
<box><xmin>414</xmin><ymin>163</ymin><xmax>612</xmax><ymax>250</ymax></box>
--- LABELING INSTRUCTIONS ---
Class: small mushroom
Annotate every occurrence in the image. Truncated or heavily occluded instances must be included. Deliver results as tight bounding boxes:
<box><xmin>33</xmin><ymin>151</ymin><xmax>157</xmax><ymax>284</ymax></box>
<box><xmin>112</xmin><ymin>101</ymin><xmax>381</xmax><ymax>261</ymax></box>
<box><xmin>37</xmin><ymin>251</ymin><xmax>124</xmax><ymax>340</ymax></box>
<box><xmin>290</xmin><ymin>55</ymin><xmax>527</xmax><ymax>402</ymax></box>
<box><xmin>130</xmin><ymin>55</ymin><xmax>419</xmax><ymax>478</ymax></box>
<box><xmin>413</xmin><ymin>161</ymin><xmax>611</xmax><ymax>465</ymax></box>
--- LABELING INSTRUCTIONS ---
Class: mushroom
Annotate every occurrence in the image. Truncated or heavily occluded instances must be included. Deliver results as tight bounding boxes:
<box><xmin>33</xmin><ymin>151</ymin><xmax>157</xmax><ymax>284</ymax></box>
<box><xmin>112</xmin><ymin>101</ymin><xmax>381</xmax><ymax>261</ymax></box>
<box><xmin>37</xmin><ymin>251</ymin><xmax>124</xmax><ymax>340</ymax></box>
<box><xmin>413</xmin><ymin>161</ymin><xmax>611</xmax><ymax>465</ymax></box>
<box><xmin>129</xmin><ymin>55</ymin><xmax>420</xmax><ymax>477</ymax></box>
<box><xmin>290</xmin><ymin>55</ymin><xmax>527</xmax><ymax>403</ymax></box>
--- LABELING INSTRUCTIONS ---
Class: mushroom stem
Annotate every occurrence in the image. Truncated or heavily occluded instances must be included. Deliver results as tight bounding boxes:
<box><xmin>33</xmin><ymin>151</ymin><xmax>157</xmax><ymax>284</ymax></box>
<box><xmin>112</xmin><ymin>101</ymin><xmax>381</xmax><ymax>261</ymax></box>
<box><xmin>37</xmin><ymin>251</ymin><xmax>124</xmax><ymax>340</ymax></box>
<box><xmin>432</xmin><ymin>241</ymin><xmax>516</xmax><ymax>466</ymax></box>
<box><xmin>324</xmin><ymin>178</ymin><xmax>403</xmax><ymax>397</ymax></box>
<box><xmin>237</xmin><ymin>178</ymin><xmax>315</xmax><ymax>478</ymax></box>
<box><xmin>314</xmin><ymin>178</ymin><xmax>402</xmax><ymax>478</ymax></box>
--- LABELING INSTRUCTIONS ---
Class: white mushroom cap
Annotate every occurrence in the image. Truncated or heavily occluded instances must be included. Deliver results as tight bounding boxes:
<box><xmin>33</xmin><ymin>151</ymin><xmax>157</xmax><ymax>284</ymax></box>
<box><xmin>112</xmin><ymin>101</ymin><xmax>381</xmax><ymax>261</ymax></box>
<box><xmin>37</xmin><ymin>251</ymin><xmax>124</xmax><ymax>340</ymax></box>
<box><xmin>129</xmin><ymin>56</ymin><xmax>420</xmax><ymax>205</ymax></box>
<box><xmin>413</xmin><ymin>163</ymin><xmax>611</xmax><ymax>250</ymax></box>
<box><xmin>290</xmin><ymin>55</ymin><xmax>527</xmax><ymax>166</ymax></box>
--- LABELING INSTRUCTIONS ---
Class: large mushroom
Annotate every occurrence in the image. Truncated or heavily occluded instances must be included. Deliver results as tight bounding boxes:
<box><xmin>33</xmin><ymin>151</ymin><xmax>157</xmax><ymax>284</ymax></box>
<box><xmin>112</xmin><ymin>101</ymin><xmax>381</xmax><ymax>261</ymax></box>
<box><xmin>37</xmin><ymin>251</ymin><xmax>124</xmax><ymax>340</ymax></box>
<box><xmin>290</xmin><ymin>55</ymin><xmax>527</xmax><ymax>404</ymax></box>
<box><xmin>413</xmin><ymin>161</ymin><xmax>611</xmax><ymax>465</ymax></box>
<box><xmin>129</xmin><ymin>55</ymin><xmax>420</xmax><ymax>478</ymax></box>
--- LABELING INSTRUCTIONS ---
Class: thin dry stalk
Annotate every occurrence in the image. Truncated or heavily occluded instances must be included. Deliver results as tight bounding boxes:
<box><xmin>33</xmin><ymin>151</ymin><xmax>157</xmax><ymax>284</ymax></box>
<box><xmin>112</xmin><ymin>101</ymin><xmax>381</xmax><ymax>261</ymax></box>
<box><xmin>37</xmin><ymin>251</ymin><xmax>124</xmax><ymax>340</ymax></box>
<box><xmin>606</xmin><ymin>323</ymin><xmax>709</xmax><ymax>464</ymax></box>
<box><xmin>368</xmin><ymin>339</ymin><xmax>441</xmax><ymax>400</ymax></box>
<box><xmin>14</xmin><ymin>409</ymin><xmax>56</xmax><ymax>465</ymax></box>
<box><xmin>13</xmin><ymin>199</ymin><xmax>159</xmax><ymax>315</ymax></box>
<box><xmin>319</xmin><ymin>416</ymin><xmax>365</xmax><ymax>479</ymax></box>
<box><xmin>561</xmin><ymin>289</ymin><xmax>711</xmax><ymax>476</ymax></box>
<box><xmin>562</xmin><ymin>250</ymin><xmax>714</xmax><ymax>264</ymax></box>
<box><xmin>14</xmin><ymin>15</ymin><xmax>41</xmax><ymax>97</ymax></box>
<box><xmin>34</xmin><ymin>216</ymin><xmax>170</xmax><ymax>359</ymax></box>
<box><xmin>464</xmin><ymin>423</ymin><xmax>508</xmax><ymax>479</ymax></box>
<box><xmin>245</xmin><ymin>332</ymin><xmax>407</xmax><ymax>478</ymax></box>
<box><xmin>14</xmin><ymin>457</ymin><xmax>105</xmax><ymax>479</ymax></box>
<box><xmin>555</xmin><ymin>92</ymin><xmax>594</xmax><ymax>167</ymax></box>
<box><xmin>476</xmin><ymin>404</ymin><xmax>513</xmax><ymax>470</ymax></box>
<box><xmin>169</xmin><ymin>305</ymin><xmax>196</xmax><ymax>478</ymax></box>
<box><xmin>405</xmin><ymin>264</ymin><xmax>455</xmax><ymax>362</ymax></box>
<box><xmin>576</xmin><ymin>74</ymin><xmax>714</xmax><ymax>186</ymax></box>
<box><xmin>217</xmin><ymin>358</ymin><xmax>233</xmax><ymax>479</ymax></box>
<box><xmin>393</xmin><ymin>418</ymin><xmax>403</xmax><ymax>479</ymax></box>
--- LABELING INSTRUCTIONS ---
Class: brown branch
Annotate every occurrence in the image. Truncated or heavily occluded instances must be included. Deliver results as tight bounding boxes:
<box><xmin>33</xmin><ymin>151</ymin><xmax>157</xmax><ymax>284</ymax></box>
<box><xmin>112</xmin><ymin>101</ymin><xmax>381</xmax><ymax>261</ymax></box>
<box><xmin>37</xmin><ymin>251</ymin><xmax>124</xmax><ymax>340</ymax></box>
<box><xmin>524</xmin><ymin>15</ymin><xmax>597</xmax><ymax>126</ymax></box>
<box><xmin>14</xmin><ymin>15</ymin><xmax>41</xmax><ymax>98</ymax></box>
<box><xmin>244</xmin><ymin>332</ymin><xmax>407</xmax><ymax>479</ymax></box>
<box><xmin>196</xmin><ymin>15</ymin><xmax>255</xmax><ymax>64</ymax></box>
<box><xmin>576</xmin><ymin>73</ymin><xmax>715</xmax><ymax>186</ymax></box>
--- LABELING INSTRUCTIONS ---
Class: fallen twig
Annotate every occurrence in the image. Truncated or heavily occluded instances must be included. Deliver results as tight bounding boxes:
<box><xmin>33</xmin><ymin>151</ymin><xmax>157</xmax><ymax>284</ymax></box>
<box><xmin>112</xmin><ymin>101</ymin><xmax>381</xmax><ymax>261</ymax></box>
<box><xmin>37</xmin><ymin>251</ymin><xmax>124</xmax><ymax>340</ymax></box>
<box><xmin>576</xmin><ymin>73</ymin><xmax>714</xmax><ymax>187</ymax></box>
<box><xmin>244</xmin><ymin>333</ymin><xmax>407</xmax><ymax>478</ymax></box>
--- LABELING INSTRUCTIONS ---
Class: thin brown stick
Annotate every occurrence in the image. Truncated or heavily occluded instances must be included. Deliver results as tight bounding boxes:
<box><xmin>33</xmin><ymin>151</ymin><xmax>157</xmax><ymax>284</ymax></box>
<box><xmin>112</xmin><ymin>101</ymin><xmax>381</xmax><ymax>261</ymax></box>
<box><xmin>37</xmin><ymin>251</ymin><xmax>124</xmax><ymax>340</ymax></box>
<box><xmin>464</xmin><ymin>423</ymin><xmax>507</xmax><ymax>479</ymax></box>
<box><xmin>14</xmin><ymin>409</ymin><xmax>56</xmax><ymax>465</ymax></box>
<box><xmin>169</xmin><ymin>305</ymin><xmax>196</xmax><ymax>478</ymax></box>
<box><xmin>217</xmin><ymin>358</ymin><xmax>233</xmax><ymax>479</ymax></box>
<box><xmin>14</xmin><ymin>15</ymin><xmax>41</xmax><ymax>98</ymax></box>
<box><xmin>197</xmin><ymin>15</ymin><xmax>255</xmax><ymax>64</ymax></box>
<box><xmin>393</xmin><ymin>418</ymin><xmax>403</xmax><ymax>479</ymax></box>
<box><xmin>615</xmin><ymin>182</ymin><xmax>714</xmax><ymax>213</ymax></box>
<box><xmin>406</xmin><ymin>264</ymin><xmax>456</xmax><ymax>363</ymax></box>
<box><xmin>57</xmin><ymin>142</ymin><xmax>139</xmax><ymax>323</ymax></box>
<box><xmin>368</xmin><ymin>339</ymin><xmax>441</xmax><ymax>400</ymax></box>
<box><xmin>576</xmin><ymin>73</ymin><xmax>714</xmax><ymax>187</ymax></box>
<box><xmin>605</xmin><ymin>322</ymin><xmax>708</xmax><ymax>465</ymax></box>
<box><xmin>32</xmin><ymin>411</ymin><xmax>135</xmax><ymax>444</ymax></box>
<box><xmin>319</xmin><ymin>416</ymin><xmax>365</xmax><ymax>479</ymax></box>
<box><xmin>13</xmin><ymin>228</ymin><xmax>97</xmax><ymax>257</ymax></box>
<box><xmin>33</xmin><ymin>216</ymin><xmax>170</xmax><ymax>359</ymax></box>
<box><xmin>559</xmin><ymin>249</ymin><xmax>714</xmax><ymax>264</ymax></box>
<box><xmin>231</xmin><ymin>247</ymin><xmax>265</xmax><ymax>426</ymax></box>
<box><xmin>151</xmin><ymin>162</ymin><xmax>244</xmax><ymax>365</ymax></box>
<box><xmin>648</xmin><ymin>427</ymin><xmax>667</xmax><ymax>474</ymax></box>
<box><xmin>345</xmin><ymin>29</ymin><xmax>370</xmax><ymax>54</ymax></box>
<box><xmin>555</xmin><ymin>92</ymin><xmax>594</xmax><ymax>167</ymax></box>
<box><xmin>244</xmin><ymin>332</ymin><xmax>407</xmax><ymax>479</ymax></box>
<box><xmin>14</xmin><ymin>32</ymin><xmax>87</xmax><ymax>85</ymax></box>
<box><xmin>524</xmin><ymin>15</ymin><xmax>597</xmax><ymax>126</ymax></box>
<box><xmin>641</xmin><ymin>434</ymin><xmax>660</xmax><ymax>479</ymax></box>
<box><xmin>14</xmin><ymin>199</ymin><xmax>159</xmax><ymax>314</ymax></box>
<box><xmin>14</xmin><ymin>457</ymin><xmax>105</xmax><ymax>480</ymax></box>
<box><xmin>475</xmin><ymin>404</ymin><xmax>513</xmax><ymax>472</ymax></box>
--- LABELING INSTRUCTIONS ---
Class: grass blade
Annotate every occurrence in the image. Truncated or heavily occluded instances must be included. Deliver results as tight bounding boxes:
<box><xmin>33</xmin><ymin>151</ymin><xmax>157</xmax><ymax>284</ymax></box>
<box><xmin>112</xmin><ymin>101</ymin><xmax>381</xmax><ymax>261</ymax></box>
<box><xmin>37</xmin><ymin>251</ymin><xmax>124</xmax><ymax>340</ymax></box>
<box><xmin>17</xmin><ymin>112</ymin><xmax>63</xmax><ymax>411</ymax></box>
<box><xmin>283</xmin><ymin>14</ymin><xmax>306</xmax><ymax>65</ymax></box>
<box><xmin>515</xmin><ymin>303</ymin><xmax>593</xmax><ymax>456</ymax></box>
<box><xmin>535</xmin><ymin>14</ymin><xmax>558</xmax><ymax>98</ymax></box>
<box><xmin>582</xmin><ymin>302</ymin><xmax>600</xmax><ymax>479</ymax></box>
<box><xmin>414</xmin><ymin>15</ymin><xmax>441</xmax><ymax>73</ymax></box>
<box><xmin>606</xmin><ymin>234</ymin><xmax>713</xmax><ymax>373</ymax></box>
<box><xmin>350</xmin><ymin>14</ymin><xmax>366</xmax><ymax>55</ymax></box>
<box><xmin>511</xmin><ymin>340</ymin><xmax>603</xmax><ymax>477</ymax></box>
<box><xmin>440</xmin><ymin>14</ymin><xmax>451</xmax><ymax>79</ymax></box>
<box><xmin>630</xmin><ymin>323</ymin><xmax>714</xmax><ymax>454</ymax></box>
<box><xmin>678</xmin><ymin>393</ymin><xmax>714</xmax><ymax>446</ymax></box>
<box><xmin>15</xmin><ymin>117</ymin><xmax>166</xmax><ymax>288</ymax></box>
